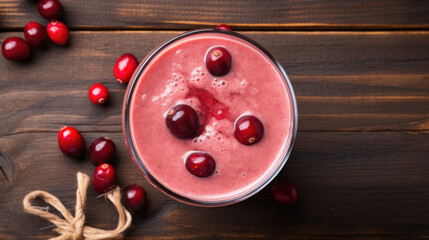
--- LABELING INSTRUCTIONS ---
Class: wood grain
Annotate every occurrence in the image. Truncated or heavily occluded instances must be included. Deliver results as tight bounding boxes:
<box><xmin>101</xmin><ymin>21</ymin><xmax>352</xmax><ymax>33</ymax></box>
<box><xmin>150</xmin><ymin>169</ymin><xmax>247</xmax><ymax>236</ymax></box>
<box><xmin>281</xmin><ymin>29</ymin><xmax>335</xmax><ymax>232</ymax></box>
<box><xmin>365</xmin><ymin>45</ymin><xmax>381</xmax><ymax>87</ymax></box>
<box><xmin>0</xmin><ymin>31</ymin><xmax>428</xmax><ymax>135</ymax></box>
<box><xmin>1</xmin><ymin>26</ymin><xmax>429</xmax><ymax>240</ymax></box>
<box><xmin>0</xmin><ymin>131</ymin><xmax>427</xmax><ymax>239</ymax></box>
<box><xmin>0</xmin><ymin>0</ymin><xmax>429</xmax><ymax>30</ymax></box>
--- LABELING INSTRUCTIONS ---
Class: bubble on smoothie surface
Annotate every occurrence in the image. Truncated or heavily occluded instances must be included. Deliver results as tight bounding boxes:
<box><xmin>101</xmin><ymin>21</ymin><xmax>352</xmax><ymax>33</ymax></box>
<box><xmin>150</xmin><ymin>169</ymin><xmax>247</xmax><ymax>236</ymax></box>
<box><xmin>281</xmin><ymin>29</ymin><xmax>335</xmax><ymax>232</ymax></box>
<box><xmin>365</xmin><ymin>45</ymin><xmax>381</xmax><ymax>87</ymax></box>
<box><xmin>211</xmin><ymin>79</ymin><xmax>227</xmax><ymax>88</ymax></box>
<box><xmin>152</xmin><ymin>86</ymin><xmax>172</xmax><ymax>102</ymax></box>
<box><xmin>189</xmin><ymin>67</ymin><xmax>207</xmax><ymax>86</ymax></box>
<box><xmin>152</xmin><ymin>72</ymin><xmax>190</xmax><ymax>107</ymax></box>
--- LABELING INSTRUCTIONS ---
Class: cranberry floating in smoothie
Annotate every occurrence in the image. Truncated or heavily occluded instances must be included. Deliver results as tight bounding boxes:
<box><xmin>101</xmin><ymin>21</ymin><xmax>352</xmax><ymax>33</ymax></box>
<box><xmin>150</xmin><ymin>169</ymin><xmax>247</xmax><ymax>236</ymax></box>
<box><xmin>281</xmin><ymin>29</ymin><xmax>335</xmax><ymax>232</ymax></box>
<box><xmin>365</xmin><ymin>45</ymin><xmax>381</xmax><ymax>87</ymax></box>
<box><xmin>165</xmin><ymin>104</ymin><xmax>199</xmax><ymax>139</ymax></box>
<box><xmin>123</xmin><ymin>29</ymin><xmax>297</xmax><ymax>206</ymax></box>
<box><xmin>205</xmin><ymin>46</ymin><xmax>232</xmax><ymax>76</ymax></box>
<box><xmin>185</xmin><ymin>151</ymin><xmax>216</xmax><ymax>177</ymax></box>
<box><xmin>234</xmin><ymin>115</ymin><xmax>264</xmax><ymax>145</ymax></box>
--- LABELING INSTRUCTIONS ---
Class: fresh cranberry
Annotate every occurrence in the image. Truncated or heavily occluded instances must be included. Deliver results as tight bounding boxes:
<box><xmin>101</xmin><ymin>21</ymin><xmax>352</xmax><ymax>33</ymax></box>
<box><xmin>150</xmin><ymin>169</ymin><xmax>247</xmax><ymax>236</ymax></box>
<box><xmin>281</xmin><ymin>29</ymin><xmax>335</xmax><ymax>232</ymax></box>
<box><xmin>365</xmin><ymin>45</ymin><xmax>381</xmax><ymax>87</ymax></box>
<box><xmin>271</xmin><ymin>181</ymin><xmax>298</xmax><ymax>205</ymax></box>
<box><xmin>89</xmin><ymin>137</ymin><xmax>116</xmax><ymax>166</ymax></box>
<box><xmin>205</xmin><ymin>46</ymin><xmax>231</xmax><ymax>76</ymax></box>
<box><xmin>46</xmin><ymin>21</ymin><xmax>69</xmax><ymax>45</ymax></box>
<box><xmin>185</xmin><ymin>152</ymin><xmax>216</xmax><ymax>177</ymax></box>
<box><xmin>37</xmin><ymin>0</ymin><xmax>63</xmax><ymax>20</ymax></box>
<box><xmin>123</xmin><ymin>184</ymin><xmax>146</xmax><ymax>211</ymax></box>
<box><xmin>234</xmin><ymin>115</ymin><xmax>264</xmax><ymax>145</ymax></box>
<box><xmin>165</xmin><ymin>104</ymin><xmax>199</xmax><ymax>139</ymax></box>
<box><xmin>113</xmin><ymin>53</ymin><xmax>138</xmax><ymax>84</ymax></box>
<box><xmin>2</xmin><ymin>37</ymin><xmax>31</xmax><ymax>61</ymax></box>
<box><xmin>213</xmin><ymin>107</ymin><xmax>228</xmax><ymax>120</ymax></box>
<box><xmin>216</xmin><ymin>24</ymin><xmax>232</xmax><ymax>30</ymax></box>
<box><xmin>88</xmin><ymin>83</ymin><xmax>109</xmax><ymax>105</ymax></box>
<box><xmin>58</xmin><ymin>126</ymin><xmax>85</xmax><ymax>157</ymax></box>
<box><xmin>24</xmin><ymin>22</ymin><xmax>46</xmax><ymax>47</ymax></box>
<box><xmin>92</xmin><ymin>163</ymin><xmax>116</xmax><ymax>193</ymax></box>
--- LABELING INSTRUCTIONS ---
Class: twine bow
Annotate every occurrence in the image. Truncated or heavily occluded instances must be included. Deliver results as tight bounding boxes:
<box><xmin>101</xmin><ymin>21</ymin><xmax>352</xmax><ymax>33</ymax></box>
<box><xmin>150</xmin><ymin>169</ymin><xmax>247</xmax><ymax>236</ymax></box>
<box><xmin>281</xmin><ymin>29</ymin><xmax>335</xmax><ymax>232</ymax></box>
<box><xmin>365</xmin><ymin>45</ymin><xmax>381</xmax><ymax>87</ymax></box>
<box><xmin>23</xmin><ymin>172</ymin><xmax>132</xmax><ymax>240</ymax></box>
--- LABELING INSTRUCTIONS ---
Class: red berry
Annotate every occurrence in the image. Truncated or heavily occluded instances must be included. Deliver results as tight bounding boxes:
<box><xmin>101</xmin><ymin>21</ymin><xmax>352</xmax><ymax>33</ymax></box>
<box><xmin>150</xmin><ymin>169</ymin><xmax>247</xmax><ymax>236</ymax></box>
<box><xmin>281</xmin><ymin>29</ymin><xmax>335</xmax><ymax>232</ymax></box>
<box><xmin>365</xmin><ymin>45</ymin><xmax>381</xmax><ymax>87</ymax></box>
<box><xmin>123</xmin><ymin>184</ymin><xmax>146</xmax><ymax>211</ymax></box>
<box><xmin>165</xmin><ymin>104</ymin><xmax>199</xmax><ymax>139</ymax></box>
<box><xmin>37</xmin><ymin>0</ymin><xmax>63</xmax><ymax>20</ymax></box>
<box><xmin>234</xmin><ymin>115</ymin><xmax>264</xmax><ymax>145</ymax></box>
<box><xmin>92</xmin><ymin>163</ymin><xmax>116</xmax><ymax>193</ymax></box>
<box><xmin>24</xmin><ymin>22</ymin><xmax>47</xmax><ymax>47</ymax></box>
<box><xmin>185</xmin><ymin>152</ymin><xmax>216</xmax><ymax>177</ymax></box>
<box><xmin>213</xmin><ymin>107</ymin><xmax>228</xmax><ymax>120</ymax></box>
<box><xmin>113</xmin><ymin>53</ymin><xmax>138</xmax><ymax>84</ymax></box>
<box><xmin>216</xmin><ymin>24</ymin><xmax>232</xmax><ymax>30</ymax></box>
<box><xmin>271</xmin><ymin>182</ymin><xmax>298</xmax><ymax>205</ymax></box>
<box><xmin>205</xmin><ymin>46</ymin><xmax>231</xmax><ymax>76</ymax></box>
<box><xmin>58</xmin><ymin>126</ymin><xmax>85</xmax><ymax>157</ymax></box>
<box><xmin>2</xmin><ymin>37</ymin><xmax>31</xmax><ymax>61</ymax></box>
<box><xmin>89</xmin><ymin>137</ymin><xmax>116</xmax><ymax>166</ymax></box>
<box><xmin>88</xmin><ymin>83</ymin><xmax>109</xmax><ymax>105</ymax></box>
<box><xmin>46</xmin><ymin>21</ymin><xmax>69</xmax><ymax>45</ymax></box>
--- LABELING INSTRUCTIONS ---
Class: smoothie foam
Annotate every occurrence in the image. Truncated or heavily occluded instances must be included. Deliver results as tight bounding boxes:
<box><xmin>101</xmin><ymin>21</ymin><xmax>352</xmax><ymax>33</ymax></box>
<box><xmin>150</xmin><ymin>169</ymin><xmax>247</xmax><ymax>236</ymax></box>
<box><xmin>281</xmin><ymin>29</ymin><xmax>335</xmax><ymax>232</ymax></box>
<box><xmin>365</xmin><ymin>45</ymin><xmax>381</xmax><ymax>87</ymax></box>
<box><xmin>126</xmin><ymin>31</ymin><xmax>296</xmax><ymax>204</ymax></box>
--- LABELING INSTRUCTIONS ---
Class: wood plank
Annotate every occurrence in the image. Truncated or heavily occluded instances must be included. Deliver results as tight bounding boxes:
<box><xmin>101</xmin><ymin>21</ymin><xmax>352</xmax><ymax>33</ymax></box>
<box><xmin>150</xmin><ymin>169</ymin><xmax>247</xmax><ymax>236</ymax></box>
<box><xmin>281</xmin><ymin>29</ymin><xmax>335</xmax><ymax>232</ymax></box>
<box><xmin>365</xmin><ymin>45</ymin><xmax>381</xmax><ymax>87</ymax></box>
<box><xmin>0</xmin><ymin>31</ymin><xmax>428</xmax><ymax>133</ymax></box>
<box><xmin>0</xmin><ymin>131</ymin><xmax>427</xmax><ymax>239</ymax></box>
<box><xmin>0</xmin><ymin>0</ymin><xmax>429</xmax><ymax>29</ymax></box>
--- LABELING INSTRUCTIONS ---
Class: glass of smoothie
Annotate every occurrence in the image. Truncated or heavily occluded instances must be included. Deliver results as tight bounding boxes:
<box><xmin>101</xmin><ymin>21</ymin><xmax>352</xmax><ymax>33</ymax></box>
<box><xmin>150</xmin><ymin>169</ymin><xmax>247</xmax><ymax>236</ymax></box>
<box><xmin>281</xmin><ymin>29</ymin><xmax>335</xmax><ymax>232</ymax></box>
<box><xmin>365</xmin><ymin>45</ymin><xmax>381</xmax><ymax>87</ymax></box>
<box><xmin>123</xmin><ymin>29</ymin><xmax>297</xmax><ymax>207</ymax></box>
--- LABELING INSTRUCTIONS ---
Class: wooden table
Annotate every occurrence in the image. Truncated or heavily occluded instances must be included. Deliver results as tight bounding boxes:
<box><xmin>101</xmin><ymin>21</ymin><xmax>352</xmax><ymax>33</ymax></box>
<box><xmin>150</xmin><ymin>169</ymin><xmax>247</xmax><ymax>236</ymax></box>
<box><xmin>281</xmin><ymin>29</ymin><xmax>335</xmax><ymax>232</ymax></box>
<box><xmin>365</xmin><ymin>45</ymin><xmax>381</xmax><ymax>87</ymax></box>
<box><xmin>1</xmin><ymin>1</ymin><xmax>428</xmax><ymax>239</ymax></box>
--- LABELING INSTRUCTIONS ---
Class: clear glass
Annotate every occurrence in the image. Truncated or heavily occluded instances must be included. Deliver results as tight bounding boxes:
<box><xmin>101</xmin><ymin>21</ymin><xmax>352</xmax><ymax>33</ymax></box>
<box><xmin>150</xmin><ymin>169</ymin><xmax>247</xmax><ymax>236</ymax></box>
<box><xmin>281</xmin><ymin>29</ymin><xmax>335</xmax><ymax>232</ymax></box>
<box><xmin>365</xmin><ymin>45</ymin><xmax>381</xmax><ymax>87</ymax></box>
<box><xmin>122</xmin><ymin>29</ymin><xmax>298</xmax><ymax>207</ymax></box>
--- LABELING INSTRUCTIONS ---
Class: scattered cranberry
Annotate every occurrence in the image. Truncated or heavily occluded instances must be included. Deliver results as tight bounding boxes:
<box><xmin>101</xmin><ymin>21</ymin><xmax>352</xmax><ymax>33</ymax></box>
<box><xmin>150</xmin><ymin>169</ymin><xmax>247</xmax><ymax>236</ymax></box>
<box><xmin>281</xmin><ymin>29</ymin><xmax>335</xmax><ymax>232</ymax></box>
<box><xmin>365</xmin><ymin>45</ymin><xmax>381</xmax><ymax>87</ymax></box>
<box><xmin>92</xmin><ymin>163</ymin><xmax>116</xmax><ymax>193</ymax></box>
<box><xmin>24</xmin><ymin>22</ymin><xmax>46</xmax><ymax>47</ymax></box>
<box><xmin>89</xmin><ymin>137</ymin><xmax>116</xmax><ymax>166</ymax></box>
<box><xmin>185</xmin><ymin>152</ymin><xmax>216</xmax><ymax>177</ymax></box>
<box><xmin>46</xmin><ymin>21</ymin><xmax>69</xmax><ymax>45</ymax></box>
<box><xmin>165</xmin><ymin>104</ymin><xmax>199</xmax><ymax>139</ymax></box>
<box><xmin>58</xmin><ymin>126</ymin><xmax>85</xmax><ymax>157</ymax></box>
<box><xmin>113</xmin><ymin>53</ymin><xmax>138</xmax><ymax>84</ymax></box>
<box><xmin>88</xmin><ymin>83</ymin><xmax>109</xmax><ymax>105</ymax></box>
<box><xmin>2</xmin><ymin>37</ymin><xmax>31</xmax><ymax>61</ymax></box>
<box><xmin>37</xmin><ymin>0</ymin><xmax>63</xmax><ymax>20</ymax></box>
<box><xmin>216</xmin><ymin>24</ymin><xmax>232</xmax><ymax>30</ymax></box>
<box><xmin>123</xmin><ymin>184</ymin><xmax>146</xmax><ymax>211</ymax></box>
<box><xmin>234</xmin><ymin>115</ymin><xmax>264</xmax><ymax>145</ymax></box>
<box><xmin>205</xmin><ymin>46</ymin><xmax>231</xmax><ymax>76</ymax></box>
<box><xmin>271</xmin><ymin>181</ymin><xmax>298</xmax><ymax>205</ymax></box>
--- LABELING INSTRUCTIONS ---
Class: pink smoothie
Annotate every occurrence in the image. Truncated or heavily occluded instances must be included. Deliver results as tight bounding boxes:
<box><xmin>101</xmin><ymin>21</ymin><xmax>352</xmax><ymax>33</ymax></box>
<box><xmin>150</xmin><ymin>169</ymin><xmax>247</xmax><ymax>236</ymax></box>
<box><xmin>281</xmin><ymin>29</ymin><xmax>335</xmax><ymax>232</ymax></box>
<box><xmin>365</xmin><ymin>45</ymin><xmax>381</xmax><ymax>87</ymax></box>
<box><xmin>127</xmin><ymin>31</ymin><xmax>295</xmax><ymax>204</ymax></box>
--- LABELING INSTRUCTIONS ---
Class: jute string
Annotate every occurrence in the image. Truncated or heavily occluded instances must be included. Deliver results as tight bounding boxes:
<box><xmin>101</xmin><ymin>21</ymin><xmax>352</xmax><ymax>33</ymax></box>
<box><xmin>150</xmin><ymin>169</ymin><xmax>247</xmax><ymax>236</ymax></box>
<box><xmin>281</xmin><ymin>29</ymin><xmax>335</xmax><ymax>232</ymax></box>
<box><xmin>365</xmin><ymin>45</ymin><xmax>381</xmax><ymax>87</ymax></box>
<box><xmin>22</xmin><ymin>172</ymin><xmax>132</xmax><ymax>240</ymax></box>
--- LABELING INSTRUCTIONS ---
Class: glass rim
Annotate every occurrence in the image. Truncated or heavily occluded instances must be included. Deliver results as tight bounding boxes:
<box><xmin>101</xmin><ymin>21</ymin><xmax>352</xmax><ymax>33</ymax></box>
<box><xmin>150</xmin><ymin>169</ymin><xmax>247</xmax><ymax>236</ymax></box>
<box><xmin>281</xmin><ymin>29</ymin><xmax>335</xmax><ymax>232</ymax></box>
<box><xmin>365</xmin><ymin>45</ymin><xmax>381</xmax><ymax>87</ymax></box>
<box><xmin>122</xmin><ymin>29</ymin><xmax>298</xmax><ymax>207</ymax></box>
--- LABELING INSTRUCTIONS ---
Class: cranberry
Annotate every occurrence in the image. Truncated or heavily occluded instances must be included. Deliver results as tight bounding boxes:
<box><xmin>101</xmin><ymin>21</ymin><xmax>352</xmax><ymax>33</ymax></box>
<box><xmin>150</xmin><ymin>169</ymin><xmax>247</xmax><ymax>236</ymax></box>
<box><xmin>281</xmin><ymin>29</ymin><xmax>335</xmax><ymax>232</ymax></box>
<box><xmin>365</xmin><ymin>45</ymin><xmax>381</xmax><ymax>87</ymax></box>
<box><xmin>24</xmin><ymin>22</ymin><xmax>46</xmax><ymax>47</ymax></box>
<box><xmin>88</xmin><ymin>83</ymin><xmax>109</xmax><ymax>105</ymax></box>
<box><xmin>113</xmin><ymin>53</ymin><xmax>138</xmax><ymax>84</ymax></box>
<box><xmin>58</xmin><ymin>126</ymin><xmax>85</xmax><ymax>157</ymax></box>
<box><xmin>46</xmin><ymin>21</ymin><xmax>69</xmax><ymax>45</ymax></box>
<box><xmin>165</xmin><ymin>104</ymin><xmax>199</xmax><ymax>139</ymax></box>
<box><xmin>216</xmin><ymin>24</ymin><xmax>232</xmax><ymax>30</ymax></box>
<box><xmin>205</xmin><ymin>46</ymin><xmax>231</xmax><ymax>76</ymax></box>
<box><xmin>271</xmin><ymin>181</ymin><xmax>298</xmax><ymax>205</ymax></box>
<box><xmin>92</xmin><ymin>163</ymin><xmax>116</xmax><ymax>193</ymax></box>
<box><xmin>213</xmin><ymin>107</ymin><xmax>228</xmax><ymax>120</ymax></box>
<box><xmin>89</xmin><ymin>137</ymin><xmax>116</xmax><ymax>166</ymax></box>
<box><xmin>185</xmin><ymin>152</ymin><xmax>216</xmax><ymax>177</ymax></box>
<box><xmin>234</xmin><ymin>115</ymin><xmax>264</xmax><ymax>145</ymax></box>
<box><xmin>37</xmin><ymin>0</ymin><xmax>63</xmax><ymax>20</ymax></box>
<box><xmin>123</xmin><ymin>184</ymin><xmax>146</xmax><ymax>211</ymax></box>
<box><xmin>2</xmin><ymin>37</ymin><xmax>31</xmax><ymax>61</ymax></box>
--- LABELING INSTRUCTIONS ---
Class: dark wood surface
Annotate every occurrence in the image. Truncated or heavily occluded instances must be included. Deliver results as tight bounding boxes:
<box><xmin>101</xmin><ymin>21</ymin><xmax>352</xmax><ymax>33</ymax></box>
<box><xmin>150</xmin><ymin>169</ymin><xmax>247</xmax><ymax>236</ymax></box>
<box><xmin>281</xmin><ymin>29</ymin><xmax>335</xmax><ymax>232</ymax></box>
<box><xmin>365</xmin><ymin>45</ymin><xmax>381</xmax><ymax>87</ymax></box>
<box><xmin>1</xmin><ymin>1</ymin><xmax>429</xmax><ymax>239</ymax></box>
<box><xmin>1</xmin><ymin>0</ymin><xmax>429</xmax><ymax>30</ymax></box>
